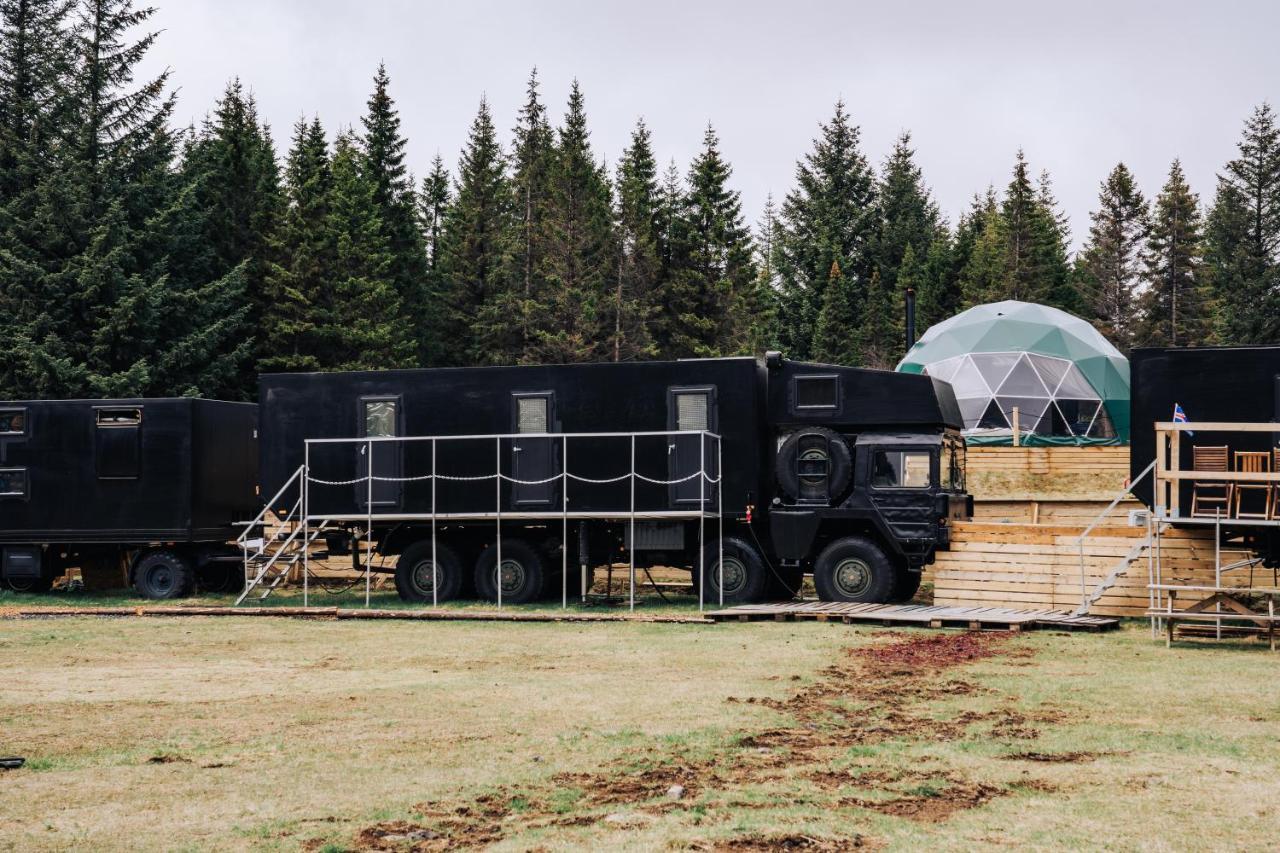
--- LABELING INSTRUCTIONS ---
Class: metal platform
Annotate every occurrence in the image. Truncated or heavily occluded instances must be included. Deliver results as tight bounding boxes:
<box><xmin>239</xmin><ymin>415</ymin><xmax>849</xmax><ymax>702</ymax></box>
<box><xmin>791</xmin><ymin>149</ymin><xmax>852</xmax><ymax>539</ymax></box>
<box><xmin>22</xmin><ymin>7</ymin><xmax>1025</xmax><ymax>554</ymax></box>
<box><xmin>705</xmin><ymin>601</ymin><xmax>1120</xmax><ymax>632</ymax></box>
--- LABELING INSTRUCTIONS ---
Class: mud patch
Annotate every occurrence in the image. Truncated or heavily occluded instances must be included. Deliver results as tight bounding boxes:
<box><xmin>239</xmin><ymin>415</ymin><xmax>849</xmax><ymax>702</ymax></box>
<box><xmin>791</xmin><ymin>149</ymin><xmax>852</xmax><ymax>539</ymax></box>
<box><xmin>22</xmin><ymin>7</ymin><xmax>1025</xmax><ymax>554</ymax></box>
<box><xmin>844</xmin><ymin>779</ymin><xmax>1006</xmax><ymax>822</ymax></box>
<box><xmin>1003</xmin><ymin>750</ymin><xmax>1102</xmax><ymax>763</ymax></box>
<box><xmin>711</xmin><ymin>833</ymin><xmax>871</xmax><ymax>850</ymax></box>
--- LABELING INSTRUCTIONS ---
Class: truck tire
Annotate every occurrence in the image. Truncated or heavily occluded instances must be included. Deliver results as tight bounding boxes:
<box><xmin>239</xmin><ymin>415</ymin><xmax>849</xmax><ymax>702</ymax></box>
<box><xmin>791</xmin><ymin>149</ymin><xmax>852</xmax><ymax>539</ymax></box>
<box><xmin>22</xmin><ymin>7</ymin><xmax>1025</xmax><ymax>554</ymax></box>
<box><xmin>775</xmin><ymin>428</ymin><xmax>853</xmax><ymax>504</ymax></box>
<box><xmin>3</xmin><ymin>574</ymin><xmax>52</xmax><ymax>593</ymax></box>
<box><xmin>699</xmin><ymin>537</ymin><xmax>768</xmax><ymax>604</ymax></box>
<box><xmin>474</xmin><ymin>539</ymin><xmax>546</xmax><ymax>604</ymax></box>
<box><xmin>395</xmin><ymin>540</ymin><xmax>464</xmax><ymax>604</ymax></box>
<box><xmin>197</xmin><ymin>562</ymin><xmax>239</xmax><ymax>593</ymax></box>
<box><xmin>889</xmin><ymin>569</ymin><xmax>923</xmax><ymax>603</ymax></box>
<box><xmin>133</xmin><ymin>550</ymin><xmax>194</xmax><ymax>600</ymax></box>
<box><xmin>813</xmin><ymin>537</ymin><xmax>894</xmax><ymax>603</ymax></box>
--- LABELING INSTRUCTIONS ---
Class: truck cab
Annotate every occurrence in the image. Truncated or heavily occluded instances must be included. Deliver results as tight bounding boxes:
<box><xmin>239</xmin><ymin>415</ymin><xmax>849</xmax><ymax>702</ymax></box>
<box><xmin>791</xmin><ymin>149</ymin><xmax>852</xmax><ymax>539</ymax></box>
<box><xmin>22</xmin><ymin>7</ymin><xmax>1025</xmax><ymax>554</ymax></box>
<box><xmin>759</xmin><ymin>358</ymin><xmax>971</xmax><ymax>604</ymax></box>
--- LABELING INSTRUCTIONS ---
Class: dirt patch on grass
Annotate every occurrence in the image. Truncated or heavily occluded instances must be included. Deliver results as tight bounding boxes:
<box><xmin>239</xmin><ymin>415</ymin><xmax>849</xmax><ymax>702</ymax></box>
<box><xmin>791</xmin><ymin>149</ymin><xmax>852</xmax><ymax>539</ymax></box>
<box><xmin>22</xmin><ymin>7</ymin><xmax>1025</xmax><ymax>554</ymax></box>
<box><xmin>345</xmin><ymin>631</ymin><xmax>1057</xmax><ymax>848</ymax></box>
<box><xmin>844</xmin><ymin>778</ymin><xmax>1006</xmax><ymax>822</ymax></box>
<box><xmin>1003</xmin><ymin>750</ymin><xmax>1103</xmax><ymax>763</ymax></box>
<box><xmin>710</xmin><ymin>832</ymin><xmax>872</xmax><ymax>850</ymax></box>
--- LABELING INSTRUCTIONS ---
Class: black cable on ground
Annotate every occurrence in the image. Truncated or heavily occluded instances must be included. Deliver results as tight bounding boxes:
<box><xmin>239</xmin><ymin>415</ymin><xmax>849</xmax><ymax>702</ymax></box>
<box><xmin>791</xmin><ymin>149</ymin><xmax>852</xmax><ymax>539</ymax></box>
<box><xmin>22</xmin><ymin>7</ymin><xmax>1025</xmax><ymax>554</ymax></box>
<box><xmin>641</xmin><ymin>565</ymin><xmax>672</xmax><ymax>603</ymax></box>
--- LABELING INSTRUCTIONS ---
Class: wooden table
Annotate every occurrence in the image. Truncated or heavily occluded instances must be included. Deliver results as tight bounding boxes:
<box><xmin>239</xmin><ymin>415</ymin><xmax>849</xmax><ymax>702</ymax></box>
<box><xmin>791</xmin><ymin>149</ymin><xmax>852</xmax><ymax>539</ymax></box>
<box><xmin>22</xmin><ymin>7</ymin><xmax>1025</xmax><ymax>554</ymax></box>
<box><xmin>1148</xmin><ymin>584</ymin><xmax>1280</xmax><ymax>650</ymax></box>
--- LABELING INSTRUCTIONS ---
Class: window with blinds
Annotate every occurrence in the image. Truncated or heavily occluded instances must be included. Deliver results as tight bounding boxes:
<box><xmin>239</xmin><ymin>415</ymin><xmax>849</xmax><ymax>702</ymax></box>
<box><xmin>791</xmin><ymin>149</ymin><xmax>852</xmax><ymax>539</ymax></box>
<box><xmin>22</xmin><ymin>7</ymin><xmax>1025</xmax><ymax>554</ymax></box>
<box><xmin>517</xmin><ymin>397</ymin><xmax>549</xmax><ymax>433</ymax></box>
<box><xmin>676</xmin><ymin>392</ymin><xmax>709</xmax><ymax>432</ymax></box>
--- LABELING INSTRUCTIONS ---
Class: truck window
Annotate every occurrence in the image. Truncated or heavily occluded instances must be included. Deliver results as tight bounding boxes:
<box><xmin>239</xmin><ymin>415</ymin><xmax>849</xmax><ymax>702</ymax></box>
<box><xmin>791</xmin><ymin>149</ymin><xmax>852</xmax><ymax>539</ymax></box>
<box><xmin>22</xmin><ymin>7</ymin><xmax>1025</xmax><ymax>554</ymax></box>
<box><xmin>516</xmin><ymin>396</ymin><xmax>549</xmax><ymax>433</ymax></box>
<box><xmin>0</xmin><ymin>408</ymin><xmax>25</xmax><ymax>435</ymax></box>
<box><xmin>794</xmin><ymin>375</ymin><xmax>839</xmax><ymax>410</ymax></box>
<box><xmin>675</xmin><ymin>391</ymin><xmax>709</xmax><ymax>431</ymax></box>
<box><xmin>364</xmin><ymin>400</ymin><xmax>397</xmax><ymax>437</ymax></box>
<box><xmin>0</xmin><ymin>467</ymin><xmax>26</xmax><ymax>498</ymax></box>
<box><xmin>96</xmin><ymin>407</ymin><xmax>141</xmax><ymax>426</ymax></box>
<box><xmin>872</xmin><ymin>451</ymin><xmax>931</xmax><ymax>489</ymax></box>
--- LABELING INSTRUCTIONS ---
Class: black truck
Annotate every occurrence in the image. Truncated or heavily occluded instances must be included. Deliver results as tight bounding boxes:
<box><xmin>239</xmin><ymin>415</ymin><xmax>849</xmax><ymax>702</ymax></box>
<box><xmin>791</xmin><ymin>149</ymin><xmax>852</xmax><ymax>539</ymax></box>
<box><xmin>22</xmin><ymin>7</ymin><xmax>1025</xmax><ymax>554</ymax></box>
<box><xmin>259</xmin><ymin>353</ymin><xmax>970</xmax><ymax>605</ymax></box>
<box><xmin>0</xmin><ymin>398</ymin><xmax>259</xmax><ymax>597</ymax></box>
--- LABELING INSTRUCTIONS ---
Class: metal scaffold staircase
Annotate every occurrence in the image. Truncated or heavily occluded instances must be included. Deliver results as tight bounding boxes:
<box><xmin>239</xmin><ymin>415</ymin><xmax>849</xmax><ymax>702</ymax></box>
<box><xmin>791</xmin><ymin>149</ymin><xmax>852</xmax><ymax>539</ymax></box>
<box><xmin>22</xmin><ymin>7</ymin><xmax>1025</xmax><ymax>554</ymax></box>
<box><xmin>1072</xmin><ymin>459</ymin><xmax>1156</xmax><ymax>616</ymax></box>
<box><xmin>236</xmin><ymin>465</ymin><xmax>332</xmax><ymax>604</ymax></box>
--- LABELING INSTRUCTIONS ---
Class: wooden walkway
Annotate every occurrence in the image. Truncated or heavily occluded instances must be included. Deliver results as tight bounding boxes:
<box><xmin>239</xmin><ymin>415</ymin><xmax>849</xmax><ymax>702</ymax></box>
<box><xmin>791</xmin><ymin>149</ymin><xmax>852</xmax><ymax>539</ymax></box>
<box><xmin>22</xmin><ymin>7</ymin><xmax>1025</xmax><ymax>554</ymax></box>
<box><xmin>705</xmin><ymin>601</ymin><xmax>1120</xmax><ymax>632</ymax></box>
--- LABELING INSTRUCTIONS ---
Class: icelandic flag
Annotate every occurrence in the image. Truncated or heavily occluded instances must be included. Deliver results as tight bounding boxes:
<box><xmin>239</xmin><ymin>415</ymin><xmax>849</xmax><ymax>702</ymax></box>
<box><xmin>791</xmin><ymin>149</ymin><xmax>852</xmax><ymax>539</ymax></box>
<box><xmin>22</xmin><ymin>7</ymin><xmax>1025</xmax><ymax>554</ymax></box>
<box><xmin>1173</xmin><ymin>403</ymin><xmax>1193</xmax><ymax>436</ymax></box>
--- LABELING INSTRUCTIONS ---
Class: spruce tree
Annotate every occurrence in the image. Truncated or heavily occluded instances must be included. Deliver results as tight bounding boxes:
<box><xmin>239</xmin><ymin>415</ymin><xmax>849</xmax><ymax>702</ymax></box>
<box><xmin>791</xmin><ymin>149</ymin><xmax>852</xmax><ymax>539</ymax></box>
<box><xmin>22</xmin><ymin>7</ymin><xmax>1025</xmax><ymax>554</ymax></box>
<box><xmin>441</xmin><ymin>97</ymin><xmax>510</xmax><ymax>365</ymax></box>
<box><xmin>911</xmin><ymin>232</ymin><xmax>957</xmax><ymax>330</ymax></box>
<box><xmin>875</xmin><ymin>131</ymin><xmax>942</xmax><ymax>297</ymax></box>
<box><xmin>960</xmin><ymin>208</ymin><xmax>1006</xmax><ymax>307</ymax></box>
<box><xmin>1034</xmin><ymin>169</ymin><xmax>1082</xmax><ymax>313</ymax></box>
<box><xmin>1207</xmin><ymin>103</ymin><xmax>1280</xmax><ymax>344</ymax></box>
<box><xmin>417</xmin><ymin>153</ymin><xmax>450</xmax><ymax>366</ymax></box>
<box><xmin>1078</xmin><ymin>162</ymin><xmax>1148</xmax><ymax>350</ymax></box>
<box><xmin>177</xmin><ymin>78</ymin><xmax>282</xmax><ymax>392</ymax></box>
<box><xmin>260</xmin><ymin>117</ymin><xmax>334</xmax><ymax>373</ymax></box>
<box><xmin>3</xmin><ymin>0</ymin><xmax>251</xmax><ymax>397</ymax></box>
<box><xmin>361</xmin><ymin>63</ymin><xmax>429</xmax><ymax>363</ymax></box>
<box><xmin>1136</xmin><ymin>160</ymin><xmax>1211</xmax><ymax>347</ymax></box>
<box><xmin>488</xmin><ymin>68</ymin><xmax>555</xmax><ymax>363</ymax></box>
<box><xmin>996</xmin><ymin>150</ymin><xmax>1050</xmax><ymax>303</ymax></box>
<box><xmin>611</xmin><ymin>117</ymin><xmax>660</xmax><ymax>361</ymax></box>
<box><xmin>775</xmin><ymin>101</ymin><xmax>876</xmax><ymax>360</ymax></box>
<box><xmin>812</xmin><ymin>259</ymin><xmax>860</xmax><ymax>365</ymax></box>
<box><xmin>0</xmin><ymin>0</ymin><xmax>74</xmax><ymax>395</ymax></box>
<box><xmin>325</xmin><ymin>130</ymin><xmax>414</xmax><ymax>370</ymax></box>
<box><xmin>747</xmin><ymin>192</ymin><xmax>782</xmax><ymax>353</ymax></box>
<box><xmin>663</xmin><ymin>124</ymin><xmax>755</xmax><ymax>357</ymax></box>
<box><xmin>524</xmin><ymin>81</ymin><xmax>614</xmax><ymax>363</ymax></box>
<box><xmin>860</xmin><ymin>267</ymin><xmax>902</xmax><ymax>369</ymax></box>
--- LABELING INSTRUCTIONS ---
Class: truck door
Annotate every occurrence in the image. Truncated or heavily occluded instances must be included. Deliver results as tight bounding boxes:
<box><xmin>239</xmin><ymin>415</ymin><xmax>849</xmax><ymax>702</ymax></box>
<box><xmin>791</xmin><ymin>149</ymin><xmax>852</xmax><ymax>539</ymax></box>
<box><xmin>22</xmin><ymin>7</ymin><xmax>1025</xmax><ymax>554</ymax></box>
<box><xmin>512</xmin><ymin>392</ymin><xmax>557</xmax><ymax>507</ymax></box>
<box><xmin>668</xmin><ymin>386</ymin><xmax>717</xmax><ymax>507</ymax></box>
<box><xmin>357</xmin><ymin>397</ymin><xmax>402</xmax><ymax>509</ymax></box>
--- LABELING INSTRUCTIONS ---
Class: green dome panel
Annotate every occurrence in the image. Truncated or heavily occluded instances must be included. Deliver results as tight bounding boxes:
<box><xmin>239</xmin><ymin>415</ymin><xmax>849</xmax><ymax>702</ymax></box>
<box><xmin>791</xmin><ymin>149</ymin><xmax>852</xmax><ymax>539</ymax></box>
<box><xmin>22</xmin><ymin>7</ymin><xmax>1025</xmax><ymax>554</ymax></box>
<box><xmin>897</xmin><ymin>300</ymin><xmax>1130</xmax><ymax>443</ymax></box>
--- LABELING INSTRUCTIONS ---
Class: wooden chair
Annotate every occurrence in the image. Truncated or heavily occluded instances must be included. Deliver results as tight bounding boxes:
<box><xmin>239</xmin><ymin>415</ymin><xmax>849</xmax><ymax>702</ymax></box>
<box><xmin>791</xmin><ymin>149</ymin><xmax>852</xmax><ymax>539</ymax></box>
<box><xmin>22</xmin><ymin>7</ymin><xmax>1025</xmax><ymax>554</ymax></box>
<box><xmin>1233</xmin><ymin>450</ymin><xmax>1272</xmax><ymax>520</ymax></box>
<box><xmin>1270</xmin><ymin>447</ymin><xmax>1280</xmax><ymax>520</ymax></box>
<box><xmin>1189</xmin><ymin>445</ymin><xmax>1232</xmax><ymax>518</ymax></box>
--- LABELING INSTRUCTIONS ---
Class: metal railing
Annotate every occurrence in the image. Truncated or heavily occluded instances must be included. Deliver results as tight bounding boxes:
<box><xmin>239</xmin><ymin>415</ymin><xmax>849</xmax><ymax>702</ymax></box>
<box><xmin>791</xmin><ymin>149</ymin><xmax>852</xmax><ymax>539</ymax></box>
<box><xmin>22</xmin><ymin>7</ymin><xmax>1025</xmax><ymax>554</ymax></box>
<box><xmin>262</xmin><ymin>430</ymin><xmax>724</xmax><ymax>611</ymax></box>
<box><xmin>1073</xmin><ymin>458</ymin><xmax>1156</xmax><ymax>614</ymax></box>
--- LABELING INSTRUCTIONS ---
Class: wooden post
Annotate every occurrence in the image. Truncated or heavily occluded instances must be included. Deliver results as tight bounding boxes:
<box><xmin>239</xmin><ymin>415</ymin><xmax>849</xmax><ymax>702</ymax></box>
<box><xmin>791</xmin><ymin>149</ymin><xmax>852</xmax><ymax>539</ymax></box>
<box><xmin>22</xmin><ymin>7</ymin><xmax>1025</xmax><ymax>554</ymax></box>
<box><xmin>1012</xmin><ymin>406</ymin><xmax>1020</xmax><ymax>446</ymax></box>
<box><xmin>1169</xmin><ymin>427</ymin><xmax>1182</xmax><ymax>517</ymax></box>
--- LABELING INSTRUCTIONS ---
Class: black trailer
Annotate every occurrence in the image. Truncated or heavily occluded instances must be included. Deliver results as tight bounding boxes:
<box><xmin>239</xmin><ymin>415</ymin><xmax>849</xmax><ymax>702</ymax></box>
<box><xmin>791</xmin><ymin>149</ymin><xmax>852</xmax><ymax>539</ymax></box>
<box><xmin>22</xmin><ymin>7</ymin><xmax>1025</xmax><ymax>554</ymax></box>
<box><xmin>0</xmin><ymin>398</ymin><xmax>258</xmax><ymax>597</ymax></box>
<box><xmin>257</xmin><ymin>353</ymin><xmax>969</xmax><ymax>605</ymax></box>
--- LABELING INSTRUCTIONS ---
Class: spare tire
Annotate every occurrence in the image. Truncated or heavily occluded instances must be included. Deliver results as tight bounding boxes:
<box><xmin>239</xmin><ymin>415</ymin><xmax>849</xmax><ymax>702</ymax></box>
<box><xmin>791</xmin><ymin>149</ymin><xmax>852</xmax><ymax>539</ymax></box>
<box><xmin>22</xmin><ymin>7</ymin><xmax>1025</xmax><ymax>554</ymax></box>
<box><xmin>775</xmin><ymin>427</ymin><xmax>853</xmax><ymax>504</ymax></box>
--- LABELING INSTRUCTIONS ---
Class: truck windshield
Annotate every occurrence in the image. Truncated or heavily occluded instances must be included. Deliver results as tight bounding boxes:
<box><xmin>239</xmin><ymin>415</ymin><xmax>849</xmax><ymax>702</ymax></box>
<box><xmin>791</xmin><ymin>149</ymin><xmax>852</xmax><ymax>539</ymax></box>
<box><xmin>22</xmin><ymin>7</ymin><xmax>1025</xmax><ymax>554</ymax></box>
<box><xmin>872</xmin><ymin>451</ymin><xmax>931</xmax><ymax>489</ymax></box>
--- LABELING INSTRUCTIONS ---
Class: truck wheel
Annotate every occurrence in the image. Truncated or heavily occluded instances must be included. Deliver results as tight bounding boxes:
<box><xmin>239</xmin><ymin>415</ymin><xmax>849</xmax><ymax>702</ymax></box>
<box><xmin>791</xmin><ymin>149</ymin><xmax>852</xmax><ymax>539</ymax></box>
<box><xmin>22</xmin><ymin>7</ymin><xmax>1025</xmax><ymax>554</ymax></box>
<box><xmin>699</xmin><ymin>537</ymin><xmax>768</xmax><ymax>604</ymax></box>
<box><xmin>395</xmin><ymin>541</ymin><xmax>463</xmax><ymax>603</ymax></box>
<box><xmin>474</xmin><ymin>540</ymin><xmax>545</xmax><ymax>604</ymax></box>
<box><xmin>889</xmin><ymin>569</ymin><xmax>923</xmax><ymax>603</ymax></box>
<box><xmin>813</xmin><ymin>537</ymin><xmax>894</xmax><ymax>603</ymax></box>
<box><xmin>197</xmin><ymin>562</ymin><xmax>238</xmax><ymax>593</ymax></box>
<box><xmin>133</xmin><ymin>550</ymin><xmax>194</xmax><ymax>600</ymax></box>
<box><xmin>3</xmin><ymin>574</ymin><xmax>52</xmax><ymax>594</ymax></box>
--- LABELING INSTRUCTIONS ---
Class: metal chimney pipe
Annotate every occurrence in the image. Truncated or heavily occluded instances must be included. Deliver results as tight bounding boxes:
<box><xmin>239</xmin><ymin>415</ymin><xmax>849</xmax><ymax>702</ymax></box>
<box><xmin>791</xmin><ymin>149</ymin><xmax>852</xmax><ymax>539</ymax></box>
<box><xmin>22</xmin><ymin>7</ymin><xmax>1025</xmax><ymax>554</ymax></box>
<box><xmin>905</xmin><ymin>288</ymin><xmax>917</xmax><ymax>353</ymax></box>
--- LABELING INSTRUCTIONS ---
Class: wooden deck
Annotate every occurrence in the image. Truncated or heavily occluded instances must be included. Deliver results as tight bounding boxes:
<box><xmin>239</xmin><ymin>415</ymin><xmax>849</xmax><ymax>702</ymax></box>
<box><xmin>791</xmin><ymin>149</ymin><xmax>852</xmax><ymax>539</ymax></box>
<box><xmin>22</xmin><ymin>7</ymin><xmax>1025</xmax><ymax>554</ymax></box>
<box><xmin>705</xmin><ymin>601</ymin><xmax>1119</xmax><ymax>632</ymax></box>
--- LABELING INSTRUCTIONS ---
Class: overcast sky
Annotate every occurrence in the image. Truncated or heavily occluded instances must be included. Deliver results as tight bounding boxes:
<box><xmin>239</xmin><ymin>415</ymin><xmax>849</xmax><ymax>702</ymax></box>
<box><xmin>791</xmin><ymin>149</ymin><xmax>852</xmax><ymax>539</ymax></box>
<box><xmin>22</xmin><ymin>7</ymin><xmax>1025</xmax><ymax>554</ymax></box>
<box><xmin>138</xmin><ymin>0</ymin><xmax>1279</xmax><ymax>251</ymax></box>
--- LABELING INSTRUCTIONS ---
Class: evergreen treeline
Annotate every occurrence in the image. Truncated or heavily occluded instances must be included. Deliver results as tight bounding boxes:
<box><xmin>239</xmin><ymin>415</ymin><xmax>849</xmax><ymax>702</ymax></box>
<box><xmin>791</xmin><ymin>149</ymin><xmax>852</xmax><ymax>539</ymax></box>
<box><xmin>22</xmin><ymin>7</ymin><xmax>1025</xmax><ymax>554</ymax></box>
<box><xmin>2</xmin><ymin>2</ymin><xmax>1279</xmax><ymax>401</ymax></box>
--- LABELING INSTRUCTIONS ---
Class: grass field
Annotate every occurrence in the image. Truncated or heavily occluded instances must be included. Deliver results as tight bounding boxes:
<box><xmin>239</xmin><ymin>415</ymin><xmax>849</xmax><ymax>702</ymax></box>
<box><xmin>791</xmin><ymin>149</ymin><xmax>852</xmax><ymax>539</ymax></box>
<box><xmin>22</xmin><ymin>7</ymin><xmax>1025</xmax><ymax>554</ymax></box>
<box><xmin>1</xmin><ymin>610</ymin><xmax>1277</xmax><ymax>851</ymax></box>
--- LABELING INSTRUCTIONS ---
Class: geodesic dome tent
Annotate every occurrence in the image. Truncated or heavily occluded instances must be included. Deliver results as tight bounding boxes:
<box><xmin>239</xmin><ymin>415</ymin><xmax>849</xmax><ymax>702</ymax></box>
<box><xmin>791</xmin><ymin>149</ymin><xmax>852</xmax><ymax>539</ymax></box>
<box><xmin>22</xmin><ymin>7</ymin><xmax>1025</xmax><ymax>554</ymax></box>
<box><xmin>896</xmin><ymin>301</ymin><xmax>1130</xmax><ymax>444</ymax></box>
